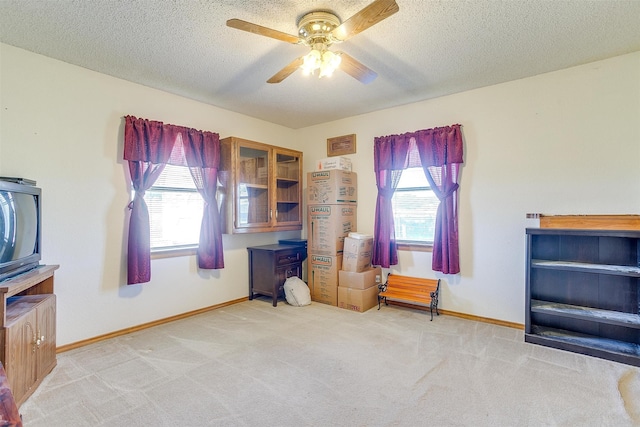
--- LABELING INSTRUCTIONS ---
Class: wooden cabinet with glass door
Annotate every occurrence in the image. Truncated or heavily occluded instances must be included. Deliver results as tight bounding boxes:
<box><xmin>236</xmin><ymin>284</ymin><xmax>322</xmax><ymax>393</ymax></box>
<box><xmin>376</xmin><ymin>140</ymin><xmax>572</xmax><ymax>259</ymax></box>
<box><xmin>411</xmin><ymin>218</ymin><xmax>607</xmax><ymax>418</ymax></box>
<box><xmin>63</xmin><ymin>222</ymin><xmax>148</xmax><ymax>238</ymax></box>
<box><xmin>220</xmin><ymin>137</ymin><xmax>302</xmax><ymax>233</ymax></box>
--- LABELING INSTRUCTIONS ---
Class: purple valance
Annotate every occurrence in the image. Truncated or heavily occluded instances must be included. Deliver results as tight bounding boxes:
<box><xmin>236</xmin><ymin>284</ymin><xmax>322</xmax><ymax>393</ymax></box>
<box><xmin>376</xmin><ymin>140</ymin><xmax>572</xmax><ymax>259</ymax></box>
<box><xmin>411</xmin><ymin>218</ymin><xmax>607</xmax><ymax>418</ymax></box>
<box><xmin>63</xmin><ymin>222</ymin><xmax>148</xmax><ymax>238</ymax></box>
<box><xmin>374</xmin><ymin>124</ymin><xmax>463</xmax><ymax>171</ymax></box>
<box><xmin>124</xmin><ymin>116</ymin><xmax>219</xmax><ymax>167</ymax></box>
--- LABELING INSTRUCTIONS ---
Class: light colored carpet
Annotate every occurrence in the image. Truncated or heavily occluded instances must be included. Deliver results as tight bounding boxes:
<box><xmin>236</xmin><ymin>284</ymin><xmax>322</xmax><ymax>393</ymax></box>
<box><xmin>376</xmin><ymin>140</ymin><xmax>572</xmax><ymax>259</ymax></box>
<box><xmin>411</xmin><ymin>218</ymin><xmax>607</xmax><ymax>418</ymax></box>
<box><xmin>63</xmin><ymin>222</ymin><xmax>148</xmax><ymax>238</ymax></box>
<box><xmin>19</xmin><ymin>298</ymin><xmax>640</xmax><ymax>426</ymax></box>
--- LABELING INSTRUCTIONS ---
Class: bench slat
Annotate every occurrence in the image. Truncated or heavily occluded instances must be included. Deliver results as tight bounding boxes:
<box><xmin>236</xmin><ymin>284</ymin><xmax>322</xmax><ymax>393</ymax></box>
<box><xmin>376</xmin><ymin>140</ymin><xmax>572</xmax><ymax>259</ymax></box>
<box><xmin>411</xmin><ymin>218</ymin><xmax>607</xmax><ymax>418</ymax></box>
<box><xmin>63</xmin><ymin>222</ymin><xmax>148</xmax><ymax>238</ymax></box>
<box><xmin>383</xmin><ymin>284</ymin><xmax>437</xmax><ymax>293</ymax></box>
<box><xmin>386</xmin><ymin>280</ymin><xmax>436</xmax><ymax>286</ymax></box>
<box><xmin>379</xmin><ymin>290</ymin><xmax>433</xmax><ymax>302</ymax></box>
<box><xmin>389</xmin><ymin>279</ymin><xmax>438</xmax><ymax>287</ymax></box>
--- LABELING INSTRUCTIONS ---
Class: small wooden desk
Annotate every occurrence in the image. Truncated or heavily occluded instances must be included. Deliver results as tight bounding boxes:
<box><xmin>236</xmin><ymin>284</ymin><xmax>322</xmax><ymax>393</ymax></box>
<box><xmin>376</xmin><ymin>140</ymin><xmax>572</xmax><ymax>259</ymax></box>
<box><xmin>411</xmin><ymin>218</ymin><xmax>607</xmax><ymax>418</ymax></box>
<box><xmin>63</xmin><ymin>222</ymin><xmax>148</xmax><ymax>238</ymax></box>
<box><xmin>247</xmin><ymin>244</ymin><xmax>305</xmax><ymax>306</ymax></box>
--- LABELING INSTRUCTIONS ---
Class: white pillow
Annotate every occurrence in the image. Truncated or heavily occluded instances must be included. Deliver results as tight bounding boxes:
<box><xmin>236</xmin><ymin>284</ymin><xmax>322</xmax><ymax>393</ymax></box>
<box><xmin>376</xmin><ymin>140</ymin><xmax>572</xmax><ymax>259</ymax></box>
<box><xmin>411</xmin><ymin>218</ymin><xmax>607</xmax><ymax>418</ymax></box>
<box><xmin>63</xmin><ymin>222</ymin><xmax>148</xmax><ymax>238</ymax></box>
<box><xmin>283</xmin><ymin>276</ymin><xmax>311</xmax><ymax>306</ymax></box>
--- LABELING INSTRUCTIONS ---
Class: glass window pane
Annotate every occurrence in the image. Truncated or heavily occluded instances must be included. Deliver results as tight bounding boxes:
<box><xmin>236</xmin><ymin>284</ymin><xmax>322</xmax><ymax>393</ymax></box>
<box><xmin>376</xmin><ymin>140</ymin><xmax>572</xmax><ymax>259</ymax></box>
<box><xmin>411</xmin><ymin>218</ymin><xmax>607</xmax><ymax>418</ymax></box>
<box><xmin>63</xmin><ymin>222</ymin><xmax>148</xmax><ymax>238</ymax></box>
<box><xmin>144</xmin><ymin>164</ymin><xmax>203</xmax><ymax>249</ymax></box>
<box><xmin>154</xmin><ymin>164</ymin><xmax>197</xmax><ymax>189</ymax></box>
<box><xmin>147</xmin><ymin>189</ymin><xmax>203</xmax><ymax>248</ymax></box>
<box><xmin>392</xmin><ymin>167</ymin><xmax>437</xmax><ymax>243</ymax></box>
<box><xmin>397</xmin><ymin>168</ymin><xmax>429</xmax><ymax>188</ymax></box>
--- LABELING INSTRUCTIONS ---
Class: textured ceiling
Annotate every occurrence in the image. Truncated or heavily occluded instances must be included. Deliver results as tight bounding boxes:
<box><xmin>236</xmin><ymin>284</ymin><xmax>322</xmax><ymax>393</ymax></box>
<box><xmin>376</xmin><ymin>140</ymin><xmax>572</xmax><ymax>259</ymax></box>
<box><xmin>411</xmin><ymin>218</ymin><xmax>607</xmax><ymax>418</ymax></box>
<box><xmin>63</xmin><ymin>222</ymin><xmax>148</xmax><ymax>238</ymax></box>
<box><xmin>1</xmin><ymin>1</ymin><xmax>639</xmax><ymax>129</ymax></box>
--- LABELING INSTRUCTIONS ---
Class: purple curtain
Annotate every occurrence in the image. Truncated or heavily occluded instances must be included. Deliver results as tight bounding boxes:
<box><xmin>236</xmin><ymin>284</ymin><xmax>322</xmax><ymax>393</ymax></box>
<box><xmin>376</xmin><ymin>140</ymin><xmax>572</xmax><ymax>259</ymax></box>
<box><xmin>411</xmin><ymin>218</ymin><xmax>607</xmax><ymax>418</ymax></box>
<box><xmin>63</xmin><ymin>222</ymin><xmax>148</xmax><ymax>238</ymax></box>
<box><xmin>123</xmin><ymin>116</ymin><xmax>223</xmax><ymax>284</ymax></box>
<box><xmin>415</xmin><ymin>125</ymin><xmax>464</xmax><ymax>274</ymax></box>
<box><xmin>124</xmin><ymin>117</ymin><xmax>177</xmax><ymax>285</ymax></box>
<box><xmin>372</xmin><ymin>134</ymin><xmax>411</xmax><ymax>268</ymax></box>
<box><xmin>184</xmin><ymin>129</ymin><xmax>224</xmax><ymax>269</ymax></box>
<box><xmin>372</xmin><ymin>124</ymin><xmax>464</xmax><ymax>274</ymax></box>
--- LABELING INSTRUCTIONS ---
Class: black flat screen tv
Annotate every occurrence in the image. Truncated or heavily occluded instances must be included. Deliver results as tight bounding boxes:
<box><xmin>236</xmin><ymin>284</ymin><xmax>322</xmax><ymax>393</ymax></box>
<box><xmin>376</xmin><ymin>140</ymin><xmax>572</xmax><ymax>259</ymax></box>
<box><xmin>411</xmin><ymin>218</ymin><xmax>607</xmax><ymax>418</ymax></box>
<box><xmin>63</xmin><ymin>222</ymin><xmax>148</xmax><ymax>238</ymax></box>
<box><xmin>0</xmin><ymin>179</ymin><xmax>41</xmax><ymax>281</ymax></box>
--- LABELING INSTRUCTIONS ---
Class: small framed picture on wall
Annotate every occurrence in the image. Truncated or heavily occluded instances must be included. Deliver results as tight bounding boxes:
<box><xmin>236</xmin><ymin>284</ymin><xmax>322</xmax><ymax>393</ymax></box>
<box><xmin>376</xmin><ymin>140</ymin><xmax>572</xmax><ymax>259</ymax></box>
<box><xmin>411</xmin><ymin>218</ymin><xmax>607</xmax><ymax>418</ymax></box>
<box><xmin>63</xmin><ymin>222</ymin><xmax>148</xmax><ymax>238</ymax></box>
<box><xmin>327</xmin><ymin>134</ymin><xmax>356</xmax><ymax>157</ymax></box>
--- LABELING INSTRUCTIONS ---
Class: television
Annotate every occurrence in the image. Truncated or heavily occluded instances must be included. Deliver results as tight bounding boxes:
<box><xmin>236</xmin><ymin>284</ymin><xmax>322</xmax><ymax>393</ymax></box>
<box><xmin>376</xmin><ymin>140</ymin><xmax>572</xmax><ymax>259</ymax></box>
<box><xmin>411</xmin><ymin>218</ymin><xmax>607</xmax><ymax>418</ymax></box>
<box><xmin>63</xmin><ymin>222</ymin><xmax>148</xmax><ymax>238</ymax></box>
<box><xmin>0</xmin><ymin>179</ymin><xmax>42</xmax><ymax>281</ymax></box>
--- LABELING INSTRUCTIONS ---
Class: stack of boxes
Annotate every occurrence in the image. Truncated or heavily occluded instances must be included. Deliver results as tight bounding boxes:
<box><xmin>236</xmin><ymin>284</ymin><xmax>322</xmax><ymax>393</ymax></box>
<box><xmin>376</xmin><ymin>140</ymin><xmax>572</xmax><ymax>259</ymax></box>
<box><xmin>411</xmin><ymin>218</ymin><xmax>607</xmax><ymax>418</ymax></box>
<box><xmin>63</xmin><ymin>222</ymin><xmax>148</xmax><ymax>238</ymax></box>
<box><xmin>307</xmin><ymin>156</ymin><xmax>381</xmax><ymax>312</ymax></box>
<box><xmin>338</xmin><ymin>233</ymin><xmax>382</xmax><ymax>312</ymax></box>
<box><xmin>307</xmin><ymin>158</ymin><xmax>357</xmax><ymax>305</ymax></box>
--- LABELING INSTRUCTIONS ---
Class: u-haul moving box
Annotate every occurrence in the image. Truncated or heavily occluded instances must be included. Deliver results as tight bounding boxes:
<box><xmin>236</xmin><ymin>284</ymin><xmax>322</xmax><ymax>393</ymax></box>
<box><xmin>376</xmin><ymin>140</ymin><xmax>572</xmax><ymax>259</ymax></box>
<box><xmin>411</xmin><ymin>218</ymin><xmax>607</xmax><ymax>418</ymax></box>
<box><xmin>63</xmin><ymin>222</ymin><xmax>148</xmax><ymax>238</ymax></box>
<box><xmin>309</xmin><ymin>254</ymin><xmax>343</xmax><ymax>306</ymax></box>
<box><xmin>307</xmin><ymin>170</ymin><xmax>357</xmax><ymax>205</ymax></box>
<box><xmin>316</xmin><ymin>156</ymin><xmax>352</xmax><ymax>171</ymax></box>
<box><xmin>337</xmin><ymin>286</ymin><xmax>379</xmax><ymax>313</ymax></box>
<box><xmin>307</xmin><ymin>204</ymin><xmax>357</xmax><ymax>255</ymax></box>
<box><xmin>338</xmin><ymin>267</ymin><xmax>382</xmax><ymax>290</ymax></box>
<box><xmin>342</xmin><ymin>235</ymin><xmax>373</xmax><ymax>272</ymax></box>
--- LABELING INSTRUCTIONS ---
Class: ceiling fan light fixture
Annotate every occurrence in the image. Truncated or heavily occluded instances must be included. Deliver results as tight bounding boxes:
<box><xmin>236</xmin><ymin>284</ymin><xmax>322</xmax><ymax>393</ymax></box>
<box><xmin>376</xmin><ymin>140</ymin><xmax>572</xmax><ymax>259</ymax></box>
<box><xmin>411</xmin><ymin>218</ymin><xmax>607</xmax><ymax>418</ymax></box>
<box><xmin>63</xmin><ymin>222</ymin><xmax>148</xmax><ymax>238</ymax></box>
<box><xmin>301</xmin><ymin>48</ymin><xmax>342</xmax><ymax>78</ymax></box>
<box><xmin>324</xmin><ymin>50</ymin><xmax>342</xmax><ymax>68</ymax></box>
<box><xmin>320</xmin><ymin>50</ymin><xmax>342</xmax><ymax>78</ymax></box>
<box><xmin>301</xmin><ymin>49</ymin><xmax>322</xmax><ymax>74</ymax></box>
<box><xmin>318</xmin><ymin>61</ymin><xmax>334</xmax><ymax>78</ymax></box>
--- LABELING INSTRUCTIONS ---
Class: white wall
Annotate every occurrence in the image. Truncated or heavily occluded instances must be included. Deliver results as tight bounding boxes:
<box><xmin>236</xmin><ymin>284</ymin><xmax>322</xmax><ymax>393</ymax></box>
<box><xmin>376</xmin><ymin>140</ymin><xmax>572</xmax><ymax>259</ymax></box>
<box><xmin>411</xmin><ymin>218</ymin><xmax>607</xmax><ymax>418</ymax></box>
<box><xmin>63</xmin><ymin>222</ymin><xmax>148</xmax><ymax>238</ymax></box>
<box><xmin>0</xmin><ymin>43</ymin><xmax>300</xmax><ymax>345</ymax></box>
<box><xmin>297</xmin><ymin>51</ymin><xmax>640</xmax><ymax>323</ymax></box>
<box><xmin>2</xmin><ymin>42</ymin><xmax>639</xmax><ymax>346</ymax></box>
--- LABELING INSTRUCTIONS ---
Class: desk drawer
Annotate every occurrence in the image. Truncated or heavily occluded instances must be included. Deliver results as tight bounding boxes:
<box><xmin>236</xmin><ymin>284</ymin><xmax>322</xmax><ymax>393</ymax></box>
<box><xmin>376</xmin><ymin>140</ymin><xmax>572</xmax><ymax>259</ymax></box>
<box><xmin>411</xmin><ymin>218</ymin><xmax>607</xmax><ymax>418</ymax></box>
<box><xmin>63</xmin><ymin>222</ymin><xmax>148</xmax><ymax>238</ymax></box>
<box><xmin>275</xmin><ymin>249</ymin><xmax>304</xmax><ymax>266</ymax></box>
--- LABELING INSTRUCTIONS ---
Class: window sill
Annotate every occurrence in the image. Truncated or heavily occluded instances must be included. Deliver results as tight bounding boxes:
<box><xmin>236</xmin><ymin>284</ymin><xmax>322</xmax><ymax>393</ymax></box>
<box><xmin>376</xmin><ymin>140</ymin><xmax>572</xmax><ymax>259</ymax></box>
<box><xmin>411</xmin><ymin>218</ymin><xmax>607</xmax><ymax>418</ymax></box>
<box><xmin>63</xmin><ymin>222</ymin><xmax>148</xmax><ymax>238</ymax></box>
<box><xmin>151</xmin><ymin>245</ymin><xmax>197</xmax><ymax>259</ymax></box>
<box><xmin>396</xmin><ymin>242</ymin><xmax>433</xmax><ymax>253</ymax></box>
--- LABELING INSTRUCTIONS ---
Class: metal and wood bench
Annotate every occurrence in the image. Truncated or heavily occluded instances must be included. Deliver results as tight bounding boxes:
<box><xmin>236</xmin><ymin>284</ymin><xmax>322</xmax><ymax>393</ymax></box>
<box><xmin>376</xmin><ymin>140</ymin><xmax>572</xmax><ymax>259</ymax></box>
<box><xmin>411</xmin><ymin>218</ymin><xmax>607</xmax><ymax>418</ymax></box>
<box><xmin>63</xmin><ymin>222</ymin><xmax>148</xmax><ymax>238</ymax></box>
<box><xmin>378</xmin><ymin>274</ymin><xmax>441</xmax><ymax>320</ymax></box>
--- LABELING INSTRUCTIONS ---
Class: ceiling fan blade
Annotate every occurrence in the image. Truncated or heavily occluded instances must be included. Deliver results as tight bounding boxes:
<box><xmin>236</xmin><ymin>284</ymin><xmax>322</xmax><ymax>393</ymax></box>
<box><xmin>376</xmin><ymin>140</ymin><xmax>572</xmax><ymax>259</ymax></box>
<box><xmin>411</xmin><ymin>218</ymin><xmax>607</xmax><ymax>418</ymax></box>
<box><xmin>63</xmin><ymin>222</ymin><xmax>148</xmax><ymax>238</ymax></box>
<box><xmin>331</xmin><ymin>0</ymin><xmax>399</xmax><ymax>42</ymax></box>
<box><xmin>226</xmin><ymin>19</ymin><xmax>302</xmax><ymax>44</ymax></box>
<box><xmin>338</xmin><ymin>52</ymin><xmax>378</xmax><ymax>84</ymax></box>
<box><xmin>267</xmin><ymin>57</ymin><xmax>305</xmax><ymax>83</ymax></box>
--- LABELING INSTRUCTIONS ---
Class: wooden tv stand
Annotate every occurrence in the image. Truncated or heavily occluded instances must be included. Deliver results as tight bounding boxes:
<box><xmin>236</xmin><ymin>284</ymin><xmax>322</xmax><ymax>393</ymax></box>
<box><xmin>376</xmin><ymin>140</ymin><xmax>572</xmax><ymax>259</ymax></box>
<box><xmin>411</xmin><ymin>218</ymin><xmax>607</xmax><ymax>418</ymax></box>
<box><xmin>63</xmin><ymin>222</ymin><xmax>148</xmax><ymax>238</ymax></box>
<box><xmin>0</xmin><ymin>265</ymin><xmax>59</xmax><ymax>407</ymax></box>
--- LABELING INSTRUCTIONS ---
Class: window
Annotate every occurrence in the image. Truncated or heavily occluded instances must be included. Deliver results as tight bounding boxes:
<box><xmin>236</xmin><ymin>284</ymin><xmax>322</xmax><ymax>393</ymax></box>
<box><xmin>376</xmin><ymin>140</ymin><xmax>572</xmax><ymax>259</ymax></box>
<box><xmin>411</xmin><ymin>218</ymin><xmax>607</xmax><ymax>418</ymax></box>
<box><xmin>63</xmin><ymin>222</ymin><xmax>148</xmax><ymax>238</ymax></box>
<box><xmin>145</xmin><ymin>164</ymin><xmax>204</xmax><ymax>250</ymax></box>
<box><xmin>391</xmin><ymin>167</ymin><xmax>438</xmax><ymax>246</ymax></box>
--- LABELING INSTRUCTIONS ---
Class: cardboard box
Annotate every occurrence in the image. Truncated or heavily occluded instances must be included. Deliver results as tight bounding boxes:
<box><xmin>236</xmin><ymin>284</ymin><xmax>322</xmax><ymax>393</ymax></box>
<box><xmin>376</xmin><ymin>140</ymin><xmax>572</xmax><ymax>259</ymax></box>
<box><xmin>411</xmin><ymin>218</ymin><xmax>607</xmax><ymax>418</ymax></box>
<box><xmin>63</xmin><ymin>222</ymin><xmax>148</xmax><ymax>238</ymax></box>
<box><xmin>316</xmin><ymin>156</ymin><xmax>352</xmax><ymax>171</ymax></box>
<box><xmin>307</xmin><ymin>204</ymin><xmax>357</xmax><ymax>254</ymax></box>
<box><xmin>339</xmin><ymin>267</ymin><xmax>382</xmax><ymax>290</ymax></box>
<box><xmin>338</xmin><ymin>285</ymin><xmax>379</xmax><ymax>313</ymax></box>
<box><xmin>348</xmin><ymin>232</ymin><xmax>372</xmax><ymax>240</ymax></box>
<box><xmin>342</xmin><ymin>236</ymin><xmax>373</xmax><ymax>272</ymax></box>
<box><xmin>307</xmin><ymin>170</ymin><xmax>357</xmax><ymax>205</ymax></box>
<box><xmin>308</xmin><ymin>254</ymin><xmax>343</xmax><ymax>306</ymax></box>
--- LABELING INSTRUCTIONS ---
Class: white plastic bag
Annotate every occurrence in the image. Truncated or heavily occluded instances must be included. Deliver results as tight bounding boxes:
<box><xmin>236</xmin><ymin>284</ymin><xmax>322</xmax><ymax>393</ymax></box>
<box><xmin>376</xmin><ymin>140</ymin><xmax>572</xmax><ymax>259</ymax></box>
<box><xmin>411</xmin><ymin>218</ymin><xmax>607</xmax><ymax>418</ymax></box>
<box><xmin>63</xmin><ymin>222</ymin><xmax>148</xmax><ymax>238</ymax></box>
<box><xmin>283</xmin><ymin>276</ymin><xmax>311</xmax><ymax>307</ymax></box>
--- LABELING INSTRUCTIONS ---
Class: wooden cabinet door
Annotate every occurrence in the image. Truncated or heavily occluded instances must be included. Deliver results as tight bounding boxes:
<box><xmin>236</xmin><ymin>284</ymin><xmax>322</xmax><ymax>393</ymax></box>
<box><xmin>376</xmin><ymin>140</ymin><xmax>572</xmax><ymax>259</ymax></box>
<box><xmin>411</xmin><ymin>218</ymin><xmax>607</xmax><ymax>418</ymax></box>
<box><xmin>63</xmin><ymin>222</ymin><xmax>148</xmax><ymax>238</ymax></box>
<box><xmin>236</xmin><ymin>141</ymin><xmax>271</xmax><ymax>231</ymax></box>
<box><xmin>5</xmin><ymin>309</ymin><xmax>37</xmax><ymax>405</ymax></box>
<box><xmin>0</xmin><ymin>266</ymin><xmax>58</xmax><ymax>407</ymax></box>
<box><xmin>273</xmin><ymin>148</ymin><xmax>302</xmax><ymax>229</ymax></box>
<box><xmin>36</xmin><ymin>295</ymin><xmax>56</xmax><ymax>380</ymax></box>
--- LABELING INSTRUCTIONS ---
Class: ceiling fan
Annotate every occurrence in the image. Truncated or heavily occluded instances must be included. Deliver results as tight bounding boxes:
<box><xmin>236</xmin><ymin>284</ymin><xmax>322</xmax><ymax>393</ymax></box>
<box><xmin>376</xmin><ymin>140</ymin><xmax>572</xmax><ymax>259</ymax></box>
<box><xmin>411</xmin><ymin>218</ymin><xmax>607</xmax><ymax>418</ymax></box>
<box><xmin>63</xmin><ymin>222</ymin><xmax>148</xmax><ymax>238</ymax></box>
<box><xmin>226</xmin><ymin>0</ymin><xmax>399</xmax><ymax>84</ymax></box>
